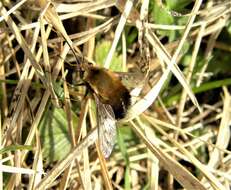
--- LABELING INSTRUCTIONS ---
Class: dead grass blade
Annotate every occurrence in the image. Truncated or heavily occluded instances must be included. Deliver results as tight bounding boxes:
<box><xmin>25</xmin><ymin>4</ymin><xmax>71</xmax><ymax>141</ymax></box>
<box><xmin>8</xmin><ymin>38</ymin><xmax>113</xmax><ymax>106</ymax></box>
<box><xmin>1</xmin><ymin>0</ymin><xmax>231</xmax><ymax>189</ymax></box>
<box><xmin>0</xmin><ymin>2</ymin><xmax>47</xmax><ymax>84</ymax></box>
<box><xmin>104</xmin><ymin>0</ymin><xmax>134</xmax><ymax>68</ymax></box>
<box><xmin>130</xmin><ymin>121</ymin><xmax>207</xmax><ymax>190</ymax></box>
<box><xmin>151</xmin><ymin>123</ymin><xmax>227</xmax><ymax>190</ymax></box>
<box><xmin>96</xmin><ymin>141</ymin><xmax>113</xmax><ymax>190</ymax></box>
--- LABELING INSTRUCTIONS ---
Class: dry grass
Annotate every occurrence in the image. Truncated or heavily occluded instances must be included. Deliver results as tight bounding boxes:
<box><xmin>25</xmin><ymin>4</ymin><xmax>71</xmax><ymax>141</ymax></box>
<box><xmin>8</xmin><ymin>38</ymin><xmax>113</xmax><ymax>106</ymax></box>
<box><xmin>0</xmin><ymin>0</ymin><xmax>231</xmax><ymax>189</ymax></box>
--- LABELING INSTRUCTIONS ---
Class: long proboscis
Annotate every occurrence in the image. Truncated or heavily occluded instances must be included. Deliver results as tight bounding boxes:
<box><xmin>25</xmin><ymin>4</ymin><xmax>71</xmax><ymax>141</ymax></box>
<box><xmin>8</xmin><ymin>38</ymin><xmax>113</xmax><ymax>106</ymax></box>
<box><xmin>63</xmin><ymin>37</ymin><xmax>83</xmax><ymax>70</ymax></box>
<box><xmin>62</xmin><ymin>36</ymin><xmax>95</xmax><ymax>77</ymax></box>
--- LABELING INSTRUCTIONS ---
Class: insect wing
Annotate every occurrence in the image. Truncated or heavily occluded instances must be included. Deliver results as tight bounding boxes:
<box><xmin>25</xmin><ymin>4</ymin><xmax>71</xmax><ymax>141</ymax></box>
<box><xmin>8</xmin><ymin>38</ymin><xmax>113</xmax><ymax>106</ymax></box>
<box><xmin>94</xmin><ymin>95</ymin><xmax>117</xmax><ymax>158</ymax></box>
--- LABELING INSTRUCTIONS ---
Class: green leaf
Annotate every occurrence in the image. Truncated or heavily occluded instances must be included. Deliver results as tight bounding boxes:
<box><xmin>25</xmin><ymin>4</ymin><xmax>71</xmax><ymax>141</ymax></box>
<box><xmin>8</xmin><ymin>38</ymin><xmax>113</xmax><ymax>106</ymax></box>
<box><xmin>166</xmin><ymin>0</ymin><xmax>193</xmax><ymax>11</ymax></box>
<box><xmin>125</xmin><ymin>27</ymin><xmax>138</xmax><ymax>47</ymax></box>
<box><xmin>39</xmin><ymin>107</ymin><xmax>78</xmax><ymax>163</ymax></box>
<box><xmin>124</xmin><ymin>165</ymin><xmax>131</xmax><ymax>190</ymax></box>
<box><xmin>0</xmin><ymin>145</ymin><xmax>33</xmax><ymax>154</ymax></box>
<box><xmin>164</xmin><ymin>78</ymin><xmax>231</xmax><ymax>106</ymax></box>
<box><xmin>151</xmin><ymin>3</ymin><xmax>176</xmax><ymax>41</ymax></box>
<box><xmin>53</xmin><ymin>81</ymin><xmax>65</xmax><ymax>102</ymax></box>
<box><xmin>117</xmin><ymin>125</ymin><xmax>135</xmax><ymax>142</ymax></box>
<box><xmin>117</xmin><ymin>127</ymin><xmax>130</xmax><ymax>164</ymax></box>
<box><xmin>208</xmin><ymin>51</ymin><xmax>231</xmax><ymax>74</ymax></box>
<box><xmin>94</xmin><ymin>40</ymin><xmax>123</xmax><ymax>72</ymax></box>
<box><xmin>227</xmin><ymin>20</ymin><xmax>231</xmax><ymax>34</ymax></box>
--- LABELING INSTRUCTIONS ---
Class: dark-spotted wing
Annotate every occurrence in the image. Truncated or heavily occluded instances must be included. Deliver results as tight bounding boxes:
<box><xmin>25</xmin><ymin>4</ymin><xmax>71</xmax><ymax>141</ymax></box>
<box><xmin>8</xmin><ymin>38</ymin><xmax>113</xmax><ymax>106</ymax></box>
<box><xmin>94</xmin><ymin>95</ymin><xmax>117</xmax><ymax>158</ymax></box>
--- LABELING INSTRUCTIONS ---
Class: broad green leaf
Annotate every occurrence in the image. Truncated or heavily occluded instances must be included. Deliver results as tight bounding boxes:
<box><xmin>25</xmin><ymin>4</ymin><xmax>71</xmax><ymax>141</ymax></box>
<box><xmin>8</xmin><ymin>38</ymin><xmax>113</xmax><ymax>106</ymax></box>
<box><xmin>151</xmin><ymin>3</ymin><xmax>175</xmax><ymax>41</ymax></box>
<box><xmin>39</xmin><ymin>107</ymin><xmax>78</xmax><ymax>163</ymax></box>
<box><xmin>95</xmin><ymin>40</ymin><xmax>123</xmax><ymax>72</ymax></box>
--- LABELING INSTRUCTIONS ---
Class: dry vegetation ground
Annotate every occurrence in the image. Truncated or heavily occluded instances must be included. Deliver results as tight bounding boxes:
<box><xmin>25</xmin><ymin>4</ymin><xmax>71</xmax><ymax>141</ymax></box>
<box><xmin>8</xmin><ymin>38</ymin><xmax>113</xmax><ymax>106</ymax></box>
<box><xmin>0</xmin><ymin>0</ymin><xmax>231</xmax><ymax>189</ymax></box>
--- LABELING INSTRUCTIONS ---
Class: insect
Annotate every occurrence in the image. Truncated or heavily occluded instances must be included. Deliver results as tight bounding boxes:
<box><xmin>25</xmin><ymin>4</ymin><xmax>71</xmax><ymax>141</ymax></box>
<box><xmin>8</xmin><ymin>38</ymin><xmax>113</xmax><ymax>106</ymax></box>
<box><xmin>57</xmin><ymin>38</ymin><xmax>133</xmax><ymax>157</ymax></box>
<box><xmin>82</xmin><ymin>65</ymin><xmax>131</xmax><ymax>158</ymax></box>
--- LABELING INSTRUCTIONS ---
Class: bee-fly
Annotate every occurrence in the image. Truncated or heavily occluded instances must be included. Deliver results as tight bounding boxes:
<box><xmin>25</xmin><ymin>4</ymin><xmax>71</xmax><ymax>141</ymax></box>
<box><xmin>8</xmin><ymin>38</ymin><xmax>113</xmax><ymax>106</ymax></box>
<box><xmin>61</xmin><ymin>40</ymin><xmax>132</xmax><ymax>158</ymax></box>
<box><xmin>82</xmin><ymin>65</ymin><xmax>131</xmax><ymax>158</ymax></box>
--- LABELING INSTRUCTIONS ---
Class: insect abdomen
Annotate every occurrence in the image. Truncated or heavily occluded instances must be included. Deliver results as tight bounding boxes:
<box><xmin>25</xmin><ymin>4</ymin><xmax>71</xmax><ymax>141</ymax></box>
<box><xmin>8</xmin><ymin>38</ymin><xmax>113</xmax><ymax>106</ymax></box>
<box><xmin>111</xmin><ymin>87</ymin><xmax>131</xmax><ymax>119</ymax></box>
